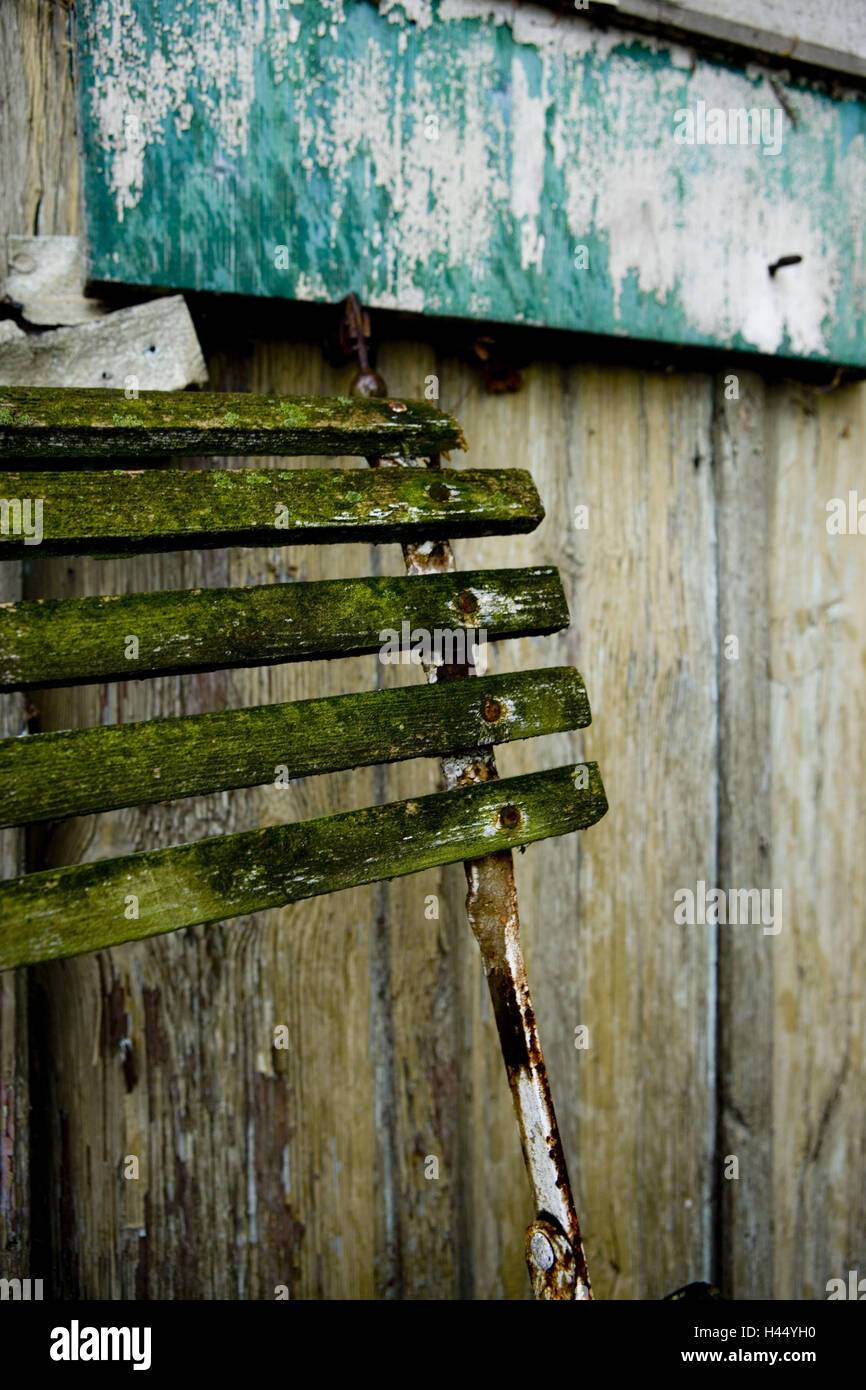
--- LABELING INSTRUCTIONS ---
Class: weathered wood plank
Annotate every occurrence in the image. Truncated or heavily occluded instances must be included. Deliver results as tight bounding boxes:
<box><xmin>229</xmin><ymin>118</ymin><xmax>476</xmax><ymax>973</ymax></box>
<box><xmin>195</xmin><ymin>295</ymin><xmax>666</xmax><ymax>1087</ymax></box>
<box><xmin>0</xmin><ymin>567</ymin><xmax>568</xmax><ymax>690</ymax></box>
<box><xmin>449</xmin><ymin>361</ymin><xmax>720</xmax><ymax>1298</ymax></box>
<box><xmin>0</xmin><ymin>386</ymin><xmax>464</xmax><ymax>458</ymax></box>
<box><xmin>0</xmin><ymin>296</ymin><xmax>207</xmax><ymax>390</ymax></box>
<box><xmin>767</xmin><ymin>379</ymin><xmax>866</xmax><ymax>1298</ymax></box>
<box><xmin>0</xmin><ymin>0</ymin><xmax>82</xmax><ymax>1289</ymax></box>
<box><xmin>0</xmin><ymin>763</ymin><xmax>607</xmax><ymax>972</ymax></box>
<box><xmin>563</xmin><ymin>366</ymin><xmax>718</xmax><ymax>1299</ymax></box>
<box><xmin>713</xmin><ymin>369</ymin><xmax>773</xmax><ymax>1299</ymax></box>
<box><xmin>0</xmin><ymin>466</ymin><xmax>543</xmax><ymax>556</ymax></box>
<box><xmin>5</xmin><ymin>234</ymin><xmax>109</xmax><ymax>324</ymax></box>
<box><xmin>239</xmin><ymin>341</ymin><xmax>382</xmax><ymax>1301</ymax></box>
<box><xmin>0</xmin><ymin>666</ymin><xmax>591</xmax><ymax>827</ymax></box>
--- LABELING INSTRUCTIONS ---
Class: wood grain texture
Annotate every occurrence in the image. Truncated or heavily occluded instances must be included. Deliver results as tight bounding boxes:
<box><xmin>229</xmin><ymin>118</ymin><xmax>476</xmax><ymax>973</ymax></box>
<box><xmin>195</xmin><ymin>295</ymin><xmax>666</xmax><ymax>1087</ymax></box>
<box><xmin>441</xmin><ymin>360</ymin><xmax>719</xmax><ymax>1298</ymax></box>
<box><xmin>564</xmin><ymin>366</ymin><xmax>719</xmax><ymax>1300</ymax></box>
<box><xmin>0</xmin><ymin>466</ymin><xmax>543</xmax><ymax>556</ymax></box>
<box><xmin>0</xmin><ymin>0</ymin><xmax>81</xmax><ymax>1284</ymax></box>
<box><xmin>767</xmin><ymin>379</ymin><xmax>866</xmax><ymax>1299</ymax></box>
<box><xmin>358</xmin><ymin>340</ymin><xmax>463</xmax><ymax>1300</ymax></box>
<box><xmin>17</xmin><ymin>334</ymin><xmax>866</xmax><ymax>1302</ymax></box>
<box><xmin>713</xmin><ymin>370</ymin><xmax>773</xmax><ymax>1299</ymax></box>
<box><xmin>7</xmin><ymin>0</ymin><xmax>866</xmax><ymax>1298</ymax></box>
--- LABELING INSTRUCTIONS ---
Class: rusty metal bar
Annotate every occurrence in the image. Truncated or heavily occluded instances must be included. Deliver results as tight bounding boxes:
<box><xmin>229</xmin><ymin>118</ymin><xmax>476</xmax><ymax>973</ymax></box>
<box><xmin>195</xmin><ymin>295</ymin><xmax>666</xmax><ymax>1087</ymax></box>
<box><xmin>346</xmin><ymin>295</ymin><xmax>592</xmax><ymax>1300</ymax></box>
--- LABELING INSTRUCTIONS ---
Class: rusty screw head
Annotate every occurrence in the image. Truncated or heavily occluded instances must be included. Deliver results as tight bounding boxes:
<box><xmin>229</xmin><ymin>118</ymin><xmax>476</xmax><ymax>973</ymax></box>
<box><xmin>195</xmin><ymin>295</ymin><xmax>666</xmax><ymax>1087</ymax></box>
<box><xmin>387</xmin><ymin>399</ymin><xmax>407</xmax><ymax>412</ymax></box>
<box><xmin>428</xmin><ymin>480</ymin><xmax>451</xmax><ymax>503</ymax></box>
<box><xmin>498</xmin><ymin>804</ymin><xmax>521</xmax><ymax>830</ymax></box>
<box><xmin>482</xmin><ymin>697</ymin><xmax>503</xmax><ymax>723</ymax></box>
<box><xmin>456</xmin><ymin>589</ymin><xmax>479</xmax><ymax>615</ymax></box>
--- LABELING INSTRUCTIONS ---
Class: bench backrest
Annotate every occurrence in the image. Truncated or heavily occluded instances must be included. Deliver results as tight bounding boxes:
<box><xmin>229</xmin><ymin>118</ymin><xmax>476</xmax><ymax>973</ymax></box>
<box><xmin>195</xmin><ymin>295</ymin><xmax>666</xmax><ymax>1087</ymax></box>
<box><xmin>0</xmin><ymin>386</ymin><xmax>606</xmax><ymax>970</ymax></box>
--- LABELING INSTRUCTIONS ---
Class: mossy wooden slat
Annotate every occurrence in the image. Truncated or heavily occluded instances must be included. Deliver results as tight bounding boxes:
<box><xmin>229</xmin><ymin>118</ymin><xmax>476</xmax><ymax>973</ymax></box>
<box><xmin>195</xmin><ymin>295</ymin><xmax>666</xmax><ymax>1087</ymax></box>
<box><xmin>0</xmin><ymin>666</ymin><xmax>591</xmax><ymax>827</ymax></box>
<box><xmin>0</xmin><ymin>387</ymin><xmax>464</xmax><ymax>458</ymax></box>
<box><xmin>0</xmin><ymin>763</ymin><xmax>607</xmax><ymax>970</ymax></box>
<box><xmin>0</xmin><ymin>567</ymin><xmax>568</xmax><ymax>691</ymax></box>
<box><xmin>0</xmin><ymin>467</ymin><xmax>542</xmax><ymax>556</ymax></box>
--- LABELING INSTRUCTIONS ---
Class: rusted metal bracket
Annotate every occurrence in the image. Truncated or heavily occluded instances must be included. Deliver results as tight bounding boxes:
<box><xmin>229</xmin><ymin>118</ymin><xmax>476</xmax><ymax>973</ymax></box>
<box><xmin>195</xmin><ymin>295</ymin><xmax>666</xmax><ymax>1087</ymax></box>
<box><xmin>338</xmin><ymin>293</ymin><xmax>386</xmax><ymax>399</ymax></box>
<box><xmin>345</xmin><ymin>294</ymin><xmax>592</xmax><ymax>1301</ymax></box>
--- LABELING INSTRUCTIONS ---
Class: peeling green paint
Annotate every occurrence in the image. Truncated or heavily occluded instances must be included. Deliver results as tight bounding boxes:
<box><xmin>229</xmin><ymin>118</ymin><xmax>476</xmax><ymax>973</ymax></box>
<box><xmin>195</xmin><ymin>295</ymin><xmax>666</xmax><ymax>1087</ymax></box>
<box><xmin>75</xmin><ymin>0</ymin><xmax>866</xmax><ymax>363</ymax></box>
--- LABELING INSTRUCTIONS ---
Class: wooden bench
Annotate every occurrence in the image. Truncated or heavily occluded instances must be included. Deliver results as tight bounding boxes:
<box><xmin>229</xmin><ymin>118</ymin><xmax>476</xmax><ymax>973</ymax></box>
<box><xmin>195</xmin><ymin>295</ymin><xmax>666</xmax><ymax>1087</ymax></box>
<box><xmin>0</xmin><ymin>385</ymin><xmax>607</xmax><ymax>1299</ymax></box>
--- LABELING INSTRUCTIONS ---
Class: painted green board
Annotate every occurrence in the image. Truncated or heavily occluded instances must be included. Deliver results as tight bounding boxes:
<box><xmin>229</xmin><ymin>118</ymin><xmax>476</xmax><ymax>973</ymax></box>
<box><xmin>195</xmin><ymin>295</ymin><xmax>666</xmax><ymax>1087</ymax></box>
<box><xmin>0</xmin><ymin>762</ymin><xmax>607</xmax><ymax>970</ymax></box>
<box><xmin>75</xmin><ymin>1</ymin><xmax>866</xmax><ymax>364</ymax></box>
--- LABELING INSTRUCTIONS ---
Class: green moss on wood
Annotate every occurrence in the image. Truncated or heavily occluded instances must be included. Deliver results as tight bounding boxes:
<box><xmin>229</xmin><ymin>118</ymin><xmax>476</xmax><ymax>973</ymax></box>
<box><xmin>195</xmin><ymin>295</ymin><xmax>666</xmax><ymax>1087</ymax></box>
<box><xmin>0</xmin><ymin>467</ymin><xmax>542</xmax><ymax>556</ymax></box>
<box><xmin>0</xmin><ymin>387</ymin><xmax>465</xmax><ymax>458</ymax></box>
<box><xmin>0</xmin><ymin>763</ymin><xmax>607</xmax><ymax>970</ymax></box>
<box><xmin>0</xmin><ymin>567</ymin><xmax>569</xmax><ymax>691</ymax></box>
<box><xmin>0</xmin><ymin>666</ymin><xmax>590</xmax><ymax>826</ymax></box>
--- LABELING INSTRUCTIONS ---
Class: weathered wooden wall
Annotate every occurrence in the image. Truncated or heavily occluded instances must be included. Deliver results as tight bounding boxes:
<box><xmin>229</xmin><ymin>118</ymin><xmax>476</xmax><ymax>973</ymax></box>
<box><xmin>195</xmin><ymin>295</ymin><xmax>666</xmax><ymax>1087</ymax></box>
<box><xmin>1</xmin><ymin>0</ymin><xmax>864</xmax><ymax>1302</ymax></box>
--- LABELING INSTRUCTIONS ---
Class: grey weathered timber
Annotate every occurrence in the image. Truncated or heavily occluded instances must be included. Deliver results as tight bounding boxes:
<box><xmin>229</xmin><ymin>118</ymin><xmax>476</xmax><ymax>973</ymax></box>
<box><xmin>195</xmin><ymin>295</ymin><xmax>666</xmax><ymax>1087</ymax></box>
<box><xmin>0</xmin><ymin>296</ymin><xmax>208</xmax><ymax>390</ymax></box>
<box><xmin>0</xmin><ymin>467</ymin><xmax>542</xmax><ymax>556</ymax></box>
<box><xmin>713</xmin><ymin>370</ymin><xmax>773</xmax><ymax>1299</ymax></box>
<box><xmin>0</xmin><ymin>567</ymin><xmax>568</xmax><ymax>690</ymax></box>
<box><xmin>0</xmin><ymin>666</ymin><xmax>591</xmax><ymax>827</ymax></box>
<box><xmin>4</xmin><ymin>234</ymin><xmax>109</xmax><ymax>324</ymax></box>
<box><xmin>0</xmin><ymin>762</ymin><xmax>607</xmax><ymax>971</ymax></box>
<box><xmin>0</xmin><ymin>386</ymin><xmax>464</xmax><ymax>457</ymax></box>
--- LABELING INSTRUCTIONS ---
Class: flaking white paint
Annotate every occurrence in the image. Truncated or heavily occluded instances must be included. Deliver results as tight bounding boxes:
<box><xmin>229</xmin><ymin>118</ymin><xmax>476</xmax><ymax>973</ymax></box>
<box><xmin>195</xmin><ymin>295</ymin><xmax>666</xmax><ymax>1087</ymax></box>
<box><xmin>80</xmin><ymin>0</ymin><xmax>865</xmax><ymax>360</ymax></box>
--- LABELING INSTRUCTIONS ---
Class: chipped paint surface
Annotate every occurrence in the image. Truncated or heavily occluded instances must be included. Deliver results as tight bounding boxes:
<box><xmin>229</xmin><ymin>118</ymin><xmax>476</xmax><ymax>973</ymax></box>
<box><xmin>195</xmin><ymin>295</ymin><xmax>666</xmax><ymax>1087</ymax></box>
<box><xmin>76</xmin><ymin>0</ymin><xmax>866</xmax><ymax>363</ymax></box>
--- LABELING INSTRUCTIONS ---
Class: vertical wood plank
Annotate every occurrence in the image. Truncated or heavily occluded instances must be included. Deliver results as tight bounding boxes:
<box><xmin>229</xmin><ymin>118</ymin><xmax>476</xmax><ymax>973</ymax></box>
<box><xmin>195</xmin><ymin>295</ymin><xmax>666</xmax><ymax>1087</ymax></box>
<box><xmin>438</xmin><ymin>359</ymin><xmax>554</xmax><ymax>1299</ymax></box>
<box><xmin>435</xmin><ymin>359</ymin><xmax>719</xmax><ymax>1298</ymax></box>
<box><xmin>713</xmin><ymin>369</ymin><xmax>774</xmax><ymax>1298</ymax></box>
<box><xmin>767</xmin><ymin>379</ymin><xmax>866</xmax><ymax>1299</ymax></box>
<box><xmin>559</xmin><ymin>364</ymin><xmax>718</xmax><ymax>1298</ymax></box>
